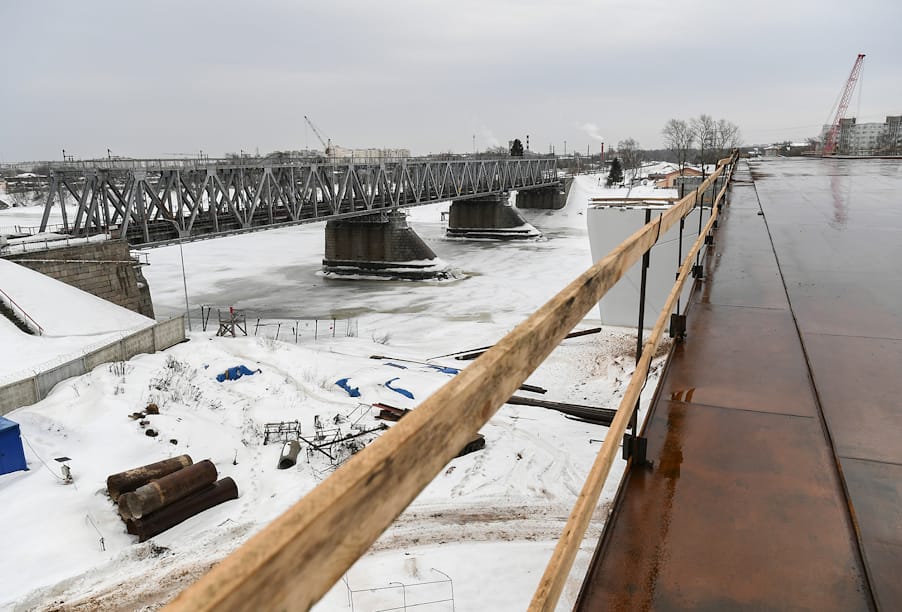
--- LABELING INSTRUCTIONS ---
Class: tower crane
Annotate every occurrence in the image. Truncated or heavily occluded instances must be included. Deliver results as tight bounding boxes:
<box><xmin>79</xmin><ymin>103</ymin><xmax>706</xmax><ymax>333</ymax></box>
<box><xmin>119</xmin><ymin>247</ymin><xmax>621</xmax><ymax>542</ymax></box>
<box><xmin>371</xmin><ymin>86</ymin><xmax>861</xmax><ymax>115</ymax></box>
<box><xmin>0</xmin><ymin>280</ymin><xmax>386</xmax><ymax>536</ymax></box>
<box><xmin>303</xmin><ymin>115</ymin><xmax>333</xmax><ymax>157</ymax></box>
<box><xmin>822</xmin><ymin>54</ymin><xmax>866</xmax><ymax>156</ymax></box>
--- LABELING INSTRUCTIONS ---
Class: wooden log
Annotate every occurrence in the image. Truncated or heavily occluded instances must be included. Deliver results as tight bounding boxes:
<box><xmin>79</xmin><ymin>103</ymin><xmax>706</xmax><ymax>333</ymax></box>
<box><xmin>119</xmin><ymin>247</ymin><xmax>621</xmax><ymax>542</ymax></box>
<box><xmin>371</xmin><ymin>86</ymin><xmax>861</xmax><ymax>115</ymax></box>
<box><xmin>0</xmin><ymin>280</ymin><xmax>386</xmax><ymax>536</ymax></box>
<box><xmin>165</xmin><ymin>157</ymin><xmax>735</xmax><ymax>612</ymax></box>
<box><xmin>122</xmin><ymin>459</ymin><xmax>218</xmax><ymax>520</ymax></box>
<box><xmin>506</xmin><ymin>395</ymin><xmax>616</xmax><ymax>425</ymax></box>
<box><xmin>454</xmin><ymin>328</ymin><xmax>603</xmax><ymax>361</ymax></box>
<box><xmin>528</xmin><ymin>156</ymin><xmax>737</xmax><ymax>611</ymax></box>
<box><xmin>106</xmin><ymin>455</ymin><xmax>193</xmax><ymax>501</ymax></box>
<box><xmin>518</xmin><ymin>383</ymin><xmax>548</xmax><ymax>395</ymax></box>
<box><xmin>130</xmin><ymin>477</ymin><xmax>239</xmax><ymax>543</ymax></box>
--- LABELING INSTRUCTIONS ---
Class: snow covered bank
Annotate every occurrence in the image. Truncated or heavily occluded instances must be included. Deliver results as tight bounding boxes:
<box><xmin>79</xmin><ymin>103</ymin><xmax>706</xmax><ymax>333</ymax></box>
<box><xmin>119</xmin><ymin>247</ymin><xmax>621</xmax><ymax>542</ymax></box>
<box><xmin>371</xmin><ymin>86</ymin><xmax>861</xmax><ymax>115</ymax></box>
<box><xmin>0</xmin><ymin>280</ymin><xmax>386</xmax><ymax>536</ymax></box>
<box><xmin>0</xmin><ymin>260</ymin><xmax>156</xmax><ymax>385</ymax></box>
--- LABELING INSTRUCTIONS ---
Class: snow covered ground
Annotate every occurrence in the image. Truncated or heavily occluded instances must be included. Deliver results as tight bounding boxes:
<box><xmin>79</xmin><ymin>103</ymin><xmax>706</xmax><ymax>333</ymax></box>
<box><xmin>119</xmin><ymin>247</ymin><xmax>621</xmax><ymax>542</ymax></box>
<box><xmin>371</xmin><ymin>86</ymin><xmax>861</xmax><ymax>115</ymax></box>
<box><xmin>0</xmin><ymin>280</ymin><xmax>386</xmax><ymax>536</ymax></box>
<box><xmin>0</xmin><ymin>260</ymin><xmax>155</xmax><ymax>384</ymax></box>
<box><xmin>0</xmin><ymin>174</ymin><xmax>671</xmax><ymax>611</ymax></box>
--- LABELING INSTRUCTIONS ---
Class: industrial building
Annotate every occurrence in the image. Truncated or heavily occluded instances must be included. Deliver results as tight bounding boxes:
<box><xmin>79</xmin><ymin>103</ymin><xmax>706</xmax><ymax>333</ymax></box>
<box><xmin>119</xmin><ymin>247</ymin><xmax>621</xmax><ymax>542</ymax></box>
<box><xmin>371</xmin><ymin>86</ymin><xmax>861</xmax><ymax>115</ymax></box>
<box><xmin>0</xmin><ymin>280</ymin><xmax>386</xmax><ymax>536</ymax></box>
<box><xmin>821</xmin><ymin>115</ymin><xmax>902</xmax><ymax>155</ymax></box>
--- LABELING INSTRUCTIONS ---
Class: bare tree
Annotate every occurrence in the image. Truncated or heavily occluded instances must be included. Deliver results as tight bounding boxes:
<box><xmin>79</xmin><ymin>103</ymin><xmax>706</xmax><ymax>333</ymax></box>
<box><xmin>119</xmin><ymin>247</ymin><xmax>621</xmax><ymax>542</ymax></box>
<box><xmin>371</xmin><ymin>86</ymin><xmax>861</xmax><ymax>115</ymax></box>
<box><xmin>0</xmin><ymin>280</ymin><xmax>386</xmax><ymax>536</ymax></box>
<box><xmin>690</xmin><ymin>114</ymin><xmax>717</xmax><ymax>165</ymax></box>
<box><xmin>714</xmin><ymin>119</ymin><xmax>742</xmax><ymax>158</ymax></box>
<box><xmin>617</xmin><ymin>138</ymin><xmax>642</xmax><ymax>182</ymax></box>
<box><xmin>662</xmin><ymin>119</ymin><xmax>694</xmax><ymax>174</ymax></box>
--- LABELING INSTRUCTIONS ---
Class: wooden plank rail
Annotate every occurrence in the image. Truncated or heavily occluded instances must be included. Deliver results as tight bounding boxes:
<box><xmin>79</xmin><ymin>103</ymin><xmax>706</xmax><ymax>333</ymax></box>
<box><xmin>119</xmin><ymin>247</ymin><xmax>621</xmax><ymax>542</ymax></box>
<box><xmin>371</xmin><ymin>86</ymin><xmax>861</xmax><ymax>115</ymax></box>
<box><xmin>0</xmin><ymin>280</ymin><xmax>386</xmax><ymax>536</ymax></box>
<box><xmin>529</xmin><ymin>156</ymin><xmax>738</xmax><ymax>611</ymax></box>
<box><xmin>165</xmin><ymin>154</ymin><xmax>738</xmax><ymax>612</ymax></box>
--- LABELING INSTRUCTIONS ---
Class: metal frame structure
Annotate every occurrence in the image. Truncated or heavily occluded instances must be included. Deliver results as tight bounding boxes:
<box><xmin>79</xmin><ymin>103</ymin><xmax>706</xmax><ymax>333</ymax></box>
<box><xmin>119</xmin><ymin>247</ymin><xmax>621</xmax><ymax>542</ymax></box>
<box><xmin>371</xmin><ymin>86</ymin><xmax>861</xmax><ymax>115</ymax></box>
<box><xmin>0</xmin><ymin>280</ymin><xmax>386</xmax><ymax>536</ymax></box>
<box><xmin>822</xmin><ymin>53</ymin><xmax>866</xmax><ymax>156</ymax></box>
<box><xmin>38</xmin><ymin>157</ymin><xmax>559</xmax><ymax>246</ymax></box>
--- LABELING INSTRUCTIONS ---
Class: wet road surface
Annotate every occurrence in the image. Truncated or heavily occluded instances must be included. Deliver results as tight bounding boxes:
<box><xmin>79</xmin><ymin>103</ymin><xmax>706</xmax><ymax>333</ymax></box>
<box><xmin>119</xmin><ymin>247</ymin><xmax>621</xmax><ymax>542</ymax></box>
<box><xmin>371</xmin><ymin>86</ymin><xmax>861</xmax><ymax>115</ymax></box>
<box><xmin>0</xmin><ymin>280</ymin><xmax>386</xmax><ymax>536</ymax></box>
<box><xmin>577</xmin><ymin>157</ymin><xmax>902</xmax><ymax>610</ymax></box>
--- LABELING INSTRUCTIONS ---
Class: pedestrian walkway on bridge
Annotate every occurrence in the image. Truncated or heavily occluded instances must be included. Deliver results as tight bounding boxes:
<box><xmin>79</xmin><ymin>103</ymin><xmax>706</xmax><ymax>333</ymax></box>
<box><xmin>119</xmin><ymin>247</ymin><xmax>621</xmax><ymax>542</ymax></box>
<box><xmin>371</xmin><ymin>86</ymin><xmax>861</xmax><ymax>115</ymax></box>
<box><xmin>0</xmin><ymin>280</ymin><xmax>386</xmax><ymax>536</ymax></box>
<box><xmin>577</xmin><ymin>158</ymin><xmax>902</xmax><ymax>610</ymax></box>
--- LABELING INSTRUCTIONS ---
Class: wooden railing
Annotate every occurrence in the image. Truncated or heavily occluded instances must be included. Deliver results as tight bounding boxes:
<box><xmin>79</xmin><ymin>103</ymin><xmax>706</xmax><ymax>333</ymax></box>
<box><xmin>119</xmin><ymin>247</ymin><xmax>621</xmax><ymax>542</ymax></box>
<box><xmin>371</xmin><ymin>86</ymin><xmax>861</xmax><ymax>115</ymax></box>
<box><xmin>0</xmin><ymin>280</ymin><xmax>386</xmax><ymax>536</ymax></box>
<box><xmin>165</xmin><ymin>154</ymin><xmax>738</xmax><ymax>612</ymax></box>
<box><xmin>530</xmin><ymin>157</ymin><xmax>737</xmax><ymax>610</ymax></box>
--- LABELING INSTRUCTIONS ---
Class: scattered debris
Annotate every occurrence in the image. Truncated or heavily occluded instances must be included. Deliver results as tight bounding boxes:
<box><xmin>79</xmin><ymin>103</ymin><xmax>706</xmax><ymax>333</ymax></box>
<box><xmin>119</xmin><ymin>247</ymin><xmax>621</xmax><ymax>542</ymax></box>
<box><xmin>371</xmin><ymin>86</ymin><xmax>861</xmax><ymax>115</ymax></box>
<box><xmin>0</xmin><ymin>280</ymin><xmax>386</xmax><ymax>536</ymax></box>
<box><xmin>277</xmin><ymin>441</ymin><xmax>301</xmax><ymax>470</ymax></box>
<box><xmin>457</xmin><ymin>434</ymin><xmax>486</xmax><ymax>458</ymax></box>
<box><xmin>335</xmin><ymin>377</ymin><xmax>361</xmax><ymax>397</ymax></box>
<box><xmin>344</xmin><ymin>403</ymin><xmax>373</xmax><ymax>432</ymax></box>
<box><xmin>262</xmin><ymin>420</ymin><xmax>302</xmax><ymax>445</ymax></box>
<box><xmin>145</xmin><ymin>429</ymin><xmax>158</xmax><ymax>437</ymax></box>
<box><xmin>374</xmin><ymin>403</ymin><xmax>410</xmax><ymax>422</ymax></box>
<box><xmin>215</xmin><ymin>365</ymin><xmax>261</xmax><ymax>383</ymax></box>
<box><xmin>384</xmin><ymin>377</ymin><xmax>414</xmax><ymax>399</ymax></box>
<box><xmin>145</xmin><ymin>403</ymin><xmax>159</xmax><ymax>415</ymax></box>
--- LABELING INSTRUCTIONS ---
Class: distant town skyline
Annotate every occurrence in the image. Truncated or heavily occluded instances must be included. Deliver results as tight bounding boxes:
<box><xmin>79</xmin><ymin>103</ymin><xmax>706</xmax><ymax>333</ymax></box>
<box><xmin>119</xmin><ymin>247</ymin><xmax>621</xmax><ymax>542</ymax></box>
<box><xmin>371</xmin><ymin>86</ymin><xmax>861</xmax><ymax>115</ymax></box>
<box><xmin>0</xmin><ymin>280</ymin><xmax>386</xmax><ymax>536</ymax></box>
<box><xmin>2</xmin><ymin>0</ymin><xmax>901</xmax><ymax>162</ymax></box>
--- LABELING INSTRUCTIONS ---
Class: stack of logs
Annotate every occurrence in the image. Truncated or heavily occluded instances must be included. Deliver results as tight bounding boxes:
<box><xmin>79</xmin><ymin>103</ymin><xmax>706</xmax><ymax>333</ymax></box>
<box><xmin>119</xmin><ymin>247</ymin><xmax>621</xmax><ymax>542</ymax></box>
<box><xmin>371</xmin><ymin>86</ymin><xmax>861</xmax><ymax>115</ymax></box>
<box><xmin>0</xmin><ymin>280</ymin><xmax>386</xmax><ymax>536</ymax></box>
<box><xmin>107</xmin><ymin>455</ymin><xmax>238</xmax><ymax>542</ymax></box>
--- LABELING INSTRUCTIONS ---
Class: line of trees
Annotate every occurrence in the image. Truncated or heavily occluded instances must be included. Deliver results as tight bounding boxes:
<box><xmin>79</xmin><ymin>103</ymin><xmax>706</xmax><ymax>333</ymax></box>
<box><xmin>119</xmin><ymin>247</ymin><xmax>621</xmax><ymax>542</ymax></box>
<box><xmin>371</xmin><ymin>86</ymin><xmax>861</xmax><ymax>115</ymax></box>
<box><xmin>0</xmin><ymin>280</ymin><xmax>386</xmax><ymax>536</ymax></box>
<box><xmin>662</xmin><ymin>115</ymin><xmax>742</xmax><ymax>171</ymax></box>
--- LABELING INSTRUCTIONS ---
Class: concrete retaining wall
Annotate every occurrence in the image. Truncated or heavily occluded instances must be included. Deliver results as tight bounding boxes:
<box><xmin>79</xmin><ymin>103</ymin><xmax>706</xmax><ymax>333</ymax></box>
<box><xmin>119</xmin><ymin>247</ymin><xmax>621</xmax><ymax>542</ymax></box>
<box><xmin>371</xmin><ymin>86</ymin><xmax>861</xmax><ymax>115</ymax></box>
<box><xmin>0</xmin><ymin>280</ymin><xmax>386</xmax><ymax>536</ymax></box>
<box><xmin>0</xmin><ymin>316</ymin><xmax>186</xmax><ymax>416</ymax></box>
<box><xmin>5</xmin><ymin>240</ymin><xmax>155</xmax><ymax>319</ymax></box>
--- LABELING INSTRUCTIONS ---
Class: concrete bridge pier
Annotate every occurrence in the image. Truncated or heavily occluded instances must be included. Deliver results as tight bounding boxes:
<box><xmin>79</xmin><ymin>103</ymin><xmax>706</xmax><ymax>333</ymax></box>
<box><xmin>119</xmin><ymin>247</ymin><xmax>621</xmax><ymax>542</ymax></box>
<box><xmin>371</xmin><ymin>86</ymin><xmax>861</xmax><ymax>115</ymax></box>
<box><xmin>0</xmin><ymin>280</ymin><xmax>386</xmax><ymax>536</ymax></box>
<box><xmin>323</xmin><ymin>211</ymin><xmax>452</xmax><ymax>280</ymax></box>
<box><xmin>514</xmin><ymin>179</ymin><xmax>572</xmax><ymax>210</ymax></box>
<box><xmin>446</xmin><ymin>193</ymin><xmax>540</xmax><ymax>239</ymax></box>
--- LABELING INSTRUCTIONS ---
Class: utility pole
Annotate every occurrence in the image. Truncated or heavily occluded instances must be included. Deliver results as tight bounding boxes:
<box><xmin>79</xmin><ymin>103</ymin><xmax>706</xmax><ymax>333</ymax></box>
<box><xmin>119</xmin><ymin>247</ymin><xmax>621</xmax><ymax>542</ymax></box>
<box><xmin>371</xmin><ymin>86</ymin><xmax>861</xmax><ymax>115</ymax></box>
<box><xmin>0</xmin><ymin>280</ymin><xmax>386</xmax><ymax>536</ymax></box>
<box><xmin>178</xmin><ymin>230</ymin><xmax>192</xmax><ymax>332</ymax></box>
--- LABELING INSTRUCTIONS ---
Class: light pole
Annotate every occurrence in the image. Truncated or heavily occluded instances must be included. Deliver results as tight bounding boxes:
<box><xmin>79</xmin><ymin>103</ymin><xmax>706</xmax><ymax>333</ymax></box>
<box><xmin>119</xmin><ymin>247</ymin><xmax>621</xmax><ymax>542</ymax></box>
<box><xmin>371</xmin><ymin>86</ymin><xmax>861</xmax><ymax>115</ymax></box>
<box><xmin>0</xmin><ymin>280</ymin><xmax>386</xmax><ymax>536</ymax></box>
<box><xmin>178</xmin><ymin>230</ymin><xmax>192</xmax><ymax>331</ymax></box>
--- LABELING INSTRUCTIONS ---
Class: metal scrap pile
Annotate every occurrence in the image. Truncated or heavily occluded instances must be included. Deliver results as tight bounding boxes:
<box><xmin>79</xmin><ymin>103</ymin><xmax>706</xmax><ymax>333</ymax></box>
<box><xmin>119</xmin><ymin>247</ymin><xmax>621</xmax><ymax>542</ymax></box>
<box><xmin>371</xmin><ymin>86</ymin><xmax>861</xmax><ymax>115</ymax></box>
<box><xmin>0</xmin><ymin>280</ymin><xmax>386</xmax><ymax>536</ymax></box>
<box><xmin>106</xmin><ymin>455</ymin><xmax>238</xmax><ymax>542</ymax></box>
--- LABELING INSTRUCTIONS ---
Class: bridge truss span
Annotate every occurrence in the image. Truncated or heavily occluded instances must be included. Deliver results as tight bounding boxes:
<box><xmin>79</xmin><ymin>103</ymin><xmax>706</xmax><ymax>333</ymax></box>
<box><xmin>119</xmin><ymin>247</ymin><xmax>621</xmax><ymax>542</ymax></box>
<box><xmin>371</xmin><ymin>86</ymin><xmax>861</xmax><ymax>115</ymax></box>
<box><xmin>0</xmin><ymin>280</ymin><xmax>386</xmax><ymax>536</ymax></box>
<box><xmin>38</xmin><ymin>157</ymin><xmax>559</xmax><ymax>246</ymax></box>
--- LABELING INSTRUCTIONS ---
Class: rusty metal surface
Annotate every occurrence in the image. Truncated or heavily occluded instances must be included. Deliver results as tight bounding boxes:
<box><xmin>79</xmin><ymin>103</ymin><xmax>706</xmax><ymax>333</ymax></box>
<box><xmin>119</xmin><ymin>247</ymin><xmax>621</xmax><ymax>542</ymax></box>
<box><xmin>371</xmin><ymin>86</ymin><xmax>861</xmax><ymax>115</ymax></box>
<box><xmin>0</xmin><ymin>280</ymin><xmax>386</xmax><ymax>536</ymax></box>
<box><xmin>660</xmin><ymin>304</ymin><xmax>817</xmax><ymax>418</ymax></box>
<box><xmin>695</xmin><ymin>189</ymin><xmax>787</xmax><ymax>310</ymax></box>
<box><xmin>576</xmin><ymin>159</ymin><xmax>895</xmax><ymax>610</ymax></box>
<box><xmin>578</xmin><ymin>401</ymin><xmax>870</xmax><ymax>611</ymax></box>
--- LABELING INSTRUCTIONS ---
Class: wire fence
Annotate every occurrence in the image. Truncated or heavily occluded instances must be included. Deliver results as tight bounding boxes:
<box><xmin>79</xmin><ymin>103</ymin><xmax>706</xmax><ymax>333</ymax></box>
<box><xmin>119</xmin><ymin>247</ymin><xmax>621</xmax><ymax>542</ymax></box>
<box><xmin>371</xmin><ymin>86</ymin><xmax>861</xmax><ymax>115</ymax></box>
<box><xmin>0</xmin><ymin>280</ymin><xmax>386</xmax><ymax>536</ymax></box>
<box><xmin>196</xmin><ymin>305</ymin><xmax>358</xmax><ymax>342</ymax></box>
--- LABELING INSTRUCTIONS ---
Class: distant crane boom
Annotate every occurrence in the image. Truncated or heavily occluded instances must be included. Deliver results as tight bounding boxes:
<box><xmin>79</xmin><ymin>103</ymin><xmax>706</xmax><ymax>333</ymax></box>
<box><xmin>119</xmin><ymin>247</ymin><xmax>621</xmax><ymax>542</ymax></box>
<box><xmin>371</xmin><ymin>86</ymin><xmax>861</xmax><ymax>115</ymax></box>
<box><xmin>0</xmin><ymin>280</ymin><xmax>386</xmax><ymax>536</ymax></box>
<box><xmin>303</xmin><ymin>115</ymin><xmax>332</xmax><ymax>156</ymax></box>
<box><xmin>823</xmin><ymin>54</ymin><xmax>866</xmax><ymax>155</ymax></box>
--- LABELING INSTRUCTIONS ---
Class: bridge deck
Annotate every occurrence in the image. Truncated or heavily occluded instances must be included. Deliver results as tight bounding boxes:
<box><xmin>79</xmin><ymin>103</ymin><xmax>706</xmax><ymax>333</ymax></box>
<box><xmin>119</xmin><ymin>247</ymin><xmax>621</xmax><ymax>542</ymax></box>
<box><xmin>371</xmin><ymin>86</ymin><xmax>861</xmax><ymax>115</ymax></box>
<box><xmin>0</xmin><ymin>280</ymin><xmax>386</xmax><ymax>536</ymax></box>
<box><xmin>577</xmin><ymin>158</ymin><xmax>902</xmax><ymax>610</ymax></box>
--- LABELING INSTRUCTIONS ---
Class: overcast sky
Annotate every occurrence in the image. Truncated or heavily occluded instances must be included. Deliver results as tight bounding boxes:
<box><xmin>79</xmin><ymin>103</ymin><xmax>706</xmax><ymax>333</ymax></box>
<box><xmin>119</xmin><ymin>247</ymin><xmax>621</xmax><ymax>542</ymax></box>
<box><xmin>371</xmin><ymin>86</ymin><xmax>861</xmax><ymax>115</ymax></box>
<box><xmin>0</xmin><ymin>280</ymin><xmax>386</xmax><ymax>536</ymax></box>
<box><xmin>2</xmin><ymin>0</ymin><xmax>900</xmax><ymax>161</ymax></box>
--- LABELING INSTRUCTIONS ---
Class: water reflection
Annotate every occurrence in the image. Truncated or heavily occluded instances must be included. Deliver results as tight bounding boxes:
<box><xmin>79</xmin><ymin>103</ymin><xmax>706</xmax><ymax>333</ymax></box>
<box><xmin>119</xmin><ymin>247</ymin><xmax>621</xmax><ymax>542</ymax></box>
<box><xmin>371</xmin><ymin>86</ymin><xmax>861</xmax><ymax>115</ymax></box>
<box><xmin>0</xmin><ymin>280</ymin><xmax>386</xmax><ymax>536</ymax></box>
<box><xmin>830</xmin><ymin>170</ymin><xmax>849</xmax><ymax>229</ymax></box>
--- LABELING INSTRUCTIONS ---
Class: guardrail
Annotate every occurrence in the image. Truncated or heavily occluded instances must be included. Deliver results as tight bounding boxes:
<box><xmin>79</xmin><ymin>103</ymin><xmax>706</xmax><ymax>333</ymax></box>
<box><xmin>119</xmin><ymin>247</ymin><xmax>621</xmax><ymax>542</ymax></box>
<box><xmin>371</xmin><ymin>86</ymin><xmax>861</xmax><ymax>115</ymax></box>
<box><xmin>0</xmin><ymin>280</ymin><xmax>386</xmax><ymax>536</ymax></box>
<box><xmin>164</xmin><ymin>154</ymin><xmax>738</xmax><ymax>611</ymax></box>
<box><xmin>0</xmin><ymin>286</ymin><xmax>44</xmax><ymax>335</ymax></box>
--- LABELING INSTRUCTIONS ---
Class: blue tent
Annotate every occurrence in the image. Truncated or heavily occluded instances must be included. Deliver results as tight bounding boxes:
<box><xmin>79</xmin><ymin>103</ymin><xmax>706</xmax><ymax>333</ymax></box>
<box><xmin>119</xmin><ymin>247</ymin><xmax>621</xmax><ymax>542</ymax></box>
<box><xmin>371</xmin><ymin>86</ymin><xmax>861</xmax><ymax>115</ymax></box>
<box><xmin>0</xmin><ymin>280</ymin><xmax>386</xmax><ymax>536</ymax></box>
<box><xmin>0</xmin><ymin>416</ymin><xmax>27</xmax><ymax>475</ymax></box>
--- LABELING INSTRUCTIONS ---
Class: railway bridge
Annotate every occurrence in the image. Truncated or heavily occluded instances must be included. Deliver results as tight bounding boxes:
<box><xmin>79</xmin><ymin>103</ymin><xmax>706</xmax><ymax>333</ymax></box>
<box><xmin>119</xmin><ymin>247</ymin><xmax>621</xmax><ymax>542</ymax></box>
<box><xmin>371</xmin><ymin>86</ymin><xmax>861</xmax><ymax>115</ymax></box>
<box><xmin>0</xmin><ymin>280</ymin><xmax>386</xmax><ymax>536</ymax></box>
<box><xmin>36</xmin><ymin>156</ymin><xmax>564</xmax><ymax>278</ymax></box>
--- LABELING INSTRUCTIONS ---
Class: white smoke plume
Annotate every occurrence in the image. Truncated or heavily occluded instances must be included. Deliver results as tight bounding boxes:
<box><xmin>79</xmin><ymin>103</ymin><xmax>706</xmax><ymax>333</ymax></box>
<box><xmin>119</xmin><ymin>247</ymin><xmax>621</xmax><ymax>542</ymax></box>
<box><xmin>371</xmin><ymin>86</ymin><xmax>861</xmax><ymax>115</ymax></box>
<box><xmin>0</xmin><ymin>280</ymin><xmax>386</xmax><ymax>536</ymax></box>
<box><xmin>579</xmin><ymin>122</ymin><xmax>604</xmax><ymax>142</ymax></box>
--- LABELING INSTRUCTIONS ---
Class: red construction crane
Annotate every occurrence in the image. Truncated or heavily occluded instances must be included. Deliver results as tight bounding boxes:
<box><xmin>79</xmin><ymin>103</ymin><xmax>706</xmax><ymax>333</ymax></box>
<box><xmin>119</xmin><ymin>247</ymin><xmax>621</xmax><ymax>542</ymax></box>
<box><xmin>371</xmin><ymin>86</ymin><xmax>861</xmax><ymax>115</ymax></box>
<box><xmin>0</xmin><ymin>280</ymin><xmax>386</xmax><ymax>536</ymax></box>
<box><xmin>822</xmin><ymin>53</ymin><xmax>866</xmax><ymax>156</ymax></box>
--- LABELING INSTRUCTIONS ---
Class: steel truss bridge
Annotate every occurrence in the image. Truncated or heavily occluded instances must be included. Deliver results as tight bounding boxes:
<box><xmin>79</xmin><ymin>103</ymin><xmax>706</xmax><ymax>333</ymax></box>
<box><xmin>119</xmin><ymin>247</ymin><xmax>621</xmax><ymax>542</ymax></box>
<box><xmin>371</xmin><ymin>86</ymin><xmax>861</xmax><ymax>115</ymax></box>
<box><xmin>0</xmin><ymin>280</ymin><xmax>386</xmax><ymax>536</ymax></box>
<box><xmin>37</xmin><ymin>157</ymin><xmax>559</xmax><ymax>246</ymax></box>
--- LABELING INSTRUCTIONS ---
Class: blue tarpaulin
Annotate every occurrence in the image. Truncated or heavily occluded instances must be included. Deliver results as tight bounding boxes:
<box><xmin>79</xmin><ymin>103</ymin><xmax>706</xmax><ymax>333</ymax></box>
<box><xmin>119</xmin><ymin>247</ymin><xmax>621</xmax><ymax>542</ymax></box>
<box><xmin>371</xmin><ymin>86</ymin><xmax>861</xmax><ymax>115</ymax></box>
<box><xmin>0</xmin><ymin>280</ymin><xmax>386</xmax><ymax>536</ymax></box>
<box><xmin>0</xmin><ymin>416</ymin><xmax>27</xmax><ymax>475</ymax></box>
<box><xmin>335</xmin><ymin>378</ymin><xmax>361</xmax><ymax>397</ymax></box>
<box><xmin>216</xmin><ymin>365</ymin><xmax>261</xmax><ymax>382</ymax></box>
<box><xmin>427</xmin><ymin>364</ymin><xmax>460</xmax><ymax>375</ymax></box>
<box><xmin>384</xmin><ymin>377</ymin><xmax>415</xmax><ymax>399</ymax></box>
